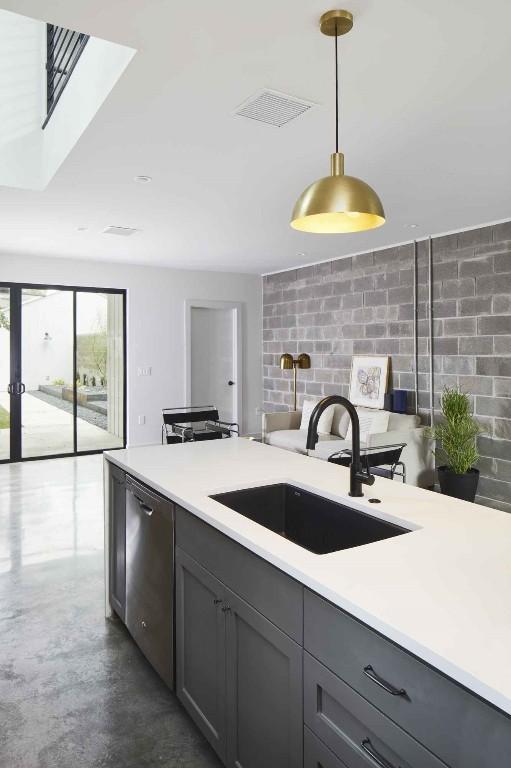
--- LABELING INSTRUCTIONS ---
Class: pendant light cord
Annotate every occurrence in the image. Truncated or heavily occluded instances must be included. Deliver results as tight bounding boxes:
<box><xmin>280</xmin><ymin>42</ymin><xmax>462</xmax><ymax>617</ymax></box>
<box><xmin>335</xmin><ymin>21</ymin><xmax>339</xmax><ymax>153</ymax></box>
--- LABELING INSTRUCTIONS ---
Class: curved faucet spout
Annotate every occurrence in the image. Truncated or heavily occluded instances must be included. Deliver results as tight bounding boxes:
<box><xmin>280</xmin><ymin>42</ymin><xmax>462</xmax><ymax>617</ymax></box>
<box><xmin>306</xmin><ymin>395</ymin><xmax>375</xmax><ymax>498</ymax></box>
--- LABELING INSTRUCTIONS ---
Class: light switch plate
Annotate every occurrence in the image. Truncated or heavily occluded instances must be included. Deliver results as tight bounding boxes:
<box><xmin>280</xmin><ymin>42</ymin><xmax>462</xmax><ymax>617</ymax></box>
<box><xmin>137</xmin><ymin>366</ymin><xmax>152</xmax><ymax>377</ymax></box>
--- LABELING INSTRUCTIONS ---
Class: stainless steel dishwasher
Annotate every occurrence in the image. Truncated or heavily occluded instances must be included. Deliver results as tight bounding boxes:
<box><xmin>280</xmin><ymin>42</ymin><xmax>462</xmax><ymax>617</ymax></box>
<box><xmin>125</xmin><ymin>475</ymin><xmax>174</xmax><ymax>688</ymax></box>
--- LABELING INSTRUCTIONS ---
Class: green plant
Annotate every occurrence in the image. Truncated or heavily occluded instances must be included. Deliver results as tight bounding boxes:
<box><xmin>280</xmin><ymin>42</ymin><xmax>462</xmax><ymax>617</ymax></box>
<box><xmin>0</xmin><ymin>404</ymin><xmax>9</xmax><ymax>429</ymax></box>
<box><xmin>0</xmin><ymin>309</ymin><xmax>9</xmax><ymax>330</ymax></box>
<box><xmin>53</xmin><ymin>378</ymin><xmax>65</xmax><ymax>386</ymax></box>
<box><xmin>426</xmin><ymin>387</ymin><xmax>482</xmax><ymax>474</ymax></box>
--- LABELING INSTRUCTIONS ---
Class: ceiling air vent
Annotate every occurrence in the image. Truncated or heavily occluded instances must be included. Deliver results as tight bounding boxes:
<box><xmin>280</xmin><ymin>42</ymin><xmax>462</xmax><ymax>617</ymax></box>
<box><xmin>103</xmin><ymin>226</ymin><xmax>138</xmax><ymax>237</ymax></box>
<box><xmin>234</xmin><ymin>89</ymin><xmax>315</xmax><ymax>127</ymax></box>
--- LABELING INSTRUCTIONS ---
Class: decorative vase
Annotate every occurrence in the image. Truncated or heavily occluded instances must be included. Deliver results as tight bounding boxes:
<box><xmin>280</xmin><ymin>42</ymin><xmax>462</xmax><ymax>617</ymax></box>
<box><xmin>437</xmin><ymin>466</ymin><xmax>479</xmax><ymax>502</ymax></box>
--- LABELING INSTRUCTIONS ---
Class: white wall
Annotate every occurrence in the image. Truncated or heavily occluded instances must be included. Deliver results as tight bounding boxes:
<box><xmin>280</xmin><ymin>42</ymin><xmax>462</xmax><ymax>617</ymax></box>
<box><xmin>0</xmin><ymin>253</ymin><xmax>262</xmax><ymax>445</ymax></box>
<box><xmin>0</xmin><ymin>13</ymin><xmax>135</xmax><ymax>190</ymax></box>
<box><xmin>0</xmin><ymin>10</ymin><xmax>44</xmax><ymax>148</ymax></box>
<box><xmin>21</xmin><ymin>291</ymin><xmax>74</xmax><ymax>390</ymax></box>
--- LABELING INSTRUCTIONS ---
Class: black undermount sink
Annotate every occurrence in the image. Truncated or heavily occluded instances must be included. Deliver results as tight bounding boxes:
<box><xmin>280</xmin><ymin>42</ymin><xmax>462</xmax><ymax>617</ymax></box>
<box><xmin>210</xmin><ymin>484</ymin><xmax>410</xmax><ymax>555</ymax></box>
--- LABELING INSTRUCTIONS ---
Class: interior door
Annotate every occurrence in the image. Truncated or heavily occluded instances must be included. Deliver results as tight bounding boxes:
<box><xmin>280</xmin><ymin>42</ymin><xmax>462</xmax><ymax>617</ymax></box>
<box><xmin>190</xmin><ymin>306</ymin><xmax>236</xmax><ymax>424</ymax></box>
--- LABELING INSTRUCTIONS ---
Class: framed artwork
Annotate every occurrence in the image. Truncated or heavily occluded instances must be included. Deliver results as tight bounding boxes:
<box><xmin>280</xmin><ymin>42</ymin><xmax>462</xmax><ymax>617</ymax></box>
<box><xmin>349</xmin><ymin>355</ymin><xmax>390</xmax><ymax>409</ymax></box>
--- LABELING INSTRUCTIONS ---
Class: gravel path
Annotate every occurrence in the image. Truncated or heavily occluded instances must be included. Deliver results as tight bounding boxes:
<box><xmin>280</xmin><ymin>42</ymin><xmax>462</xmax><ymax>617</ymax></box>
<box><xmin>29</xmin><ymin>390</ymin><xmax>108</xmax><ymax>430</ymax></box>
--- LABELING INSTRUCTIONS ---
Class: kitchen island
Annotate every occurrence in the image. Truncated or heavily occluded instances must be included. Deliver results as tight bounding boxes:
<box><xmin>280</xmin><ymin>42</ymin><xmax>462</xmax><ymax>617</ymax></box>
<box><xmin>104</xmin><ymin>438</ymin><xmax>511</xmax><ymax>768</ymax></box>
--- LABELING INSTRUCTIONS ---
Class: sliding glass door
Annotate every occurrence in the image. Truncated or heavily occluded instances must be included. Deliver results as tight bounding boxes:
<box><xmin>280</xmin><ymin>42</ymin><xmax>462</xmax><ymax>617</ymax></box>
<box><xmin>0</xmin><ymin>283</ymin><xmax>126</xmax><ymax>463</ymax></box>
<box><xmin>21</xmin><ymin>288</ymin><xmax>75</xmax><ymax>458</ymax></box>
<box><xmin>0</xmin><ymin>287</ymin><xmax>11</xmax><ymax>461</ymax></box>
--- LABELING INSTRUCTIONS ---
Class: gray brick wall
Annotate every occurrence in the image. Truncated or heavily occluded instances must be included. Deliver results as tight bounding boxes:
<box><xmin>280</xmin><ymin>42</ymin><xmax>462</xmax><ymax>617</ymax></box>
<box><xmin>263</xmin><ymin>221</ymin><xmax>511</xmax><ymax>513</ymax></box>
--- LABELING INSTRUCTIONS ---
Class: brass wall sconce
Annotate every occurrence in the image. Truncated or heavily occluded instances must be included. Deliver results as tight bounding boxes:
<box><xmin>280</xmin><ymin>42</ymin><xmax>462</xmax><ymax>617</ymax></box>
<box><xmin>280</xmin><ymin>352</ymin><xmax>311</xmax><ymax>411</ymax></box>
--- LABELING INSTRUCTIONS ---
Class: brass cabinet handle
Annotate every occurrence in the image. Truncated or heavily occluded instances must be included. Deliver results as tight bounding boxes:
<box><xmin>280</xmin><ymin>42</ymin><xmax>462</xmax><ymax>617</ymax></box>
<box><xmin>363</xmin><ymin>665</ymin><xmax>407</xmax><ymax>697</ymax></box>
<box><xmin>361</xmin><ymin>738</ymin><xmax>400</xmax><ymax>768</ymax></box>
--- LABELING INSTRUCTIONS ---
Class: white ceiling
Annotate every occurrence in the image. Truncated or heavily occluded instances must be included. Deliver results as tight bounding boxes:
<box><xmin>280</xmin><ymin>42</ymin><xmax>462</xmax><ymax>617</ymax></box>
<box><xmin>0</xmin><ymin>0</ymin><xmax>510</xmax><ymax>274</ymax></box>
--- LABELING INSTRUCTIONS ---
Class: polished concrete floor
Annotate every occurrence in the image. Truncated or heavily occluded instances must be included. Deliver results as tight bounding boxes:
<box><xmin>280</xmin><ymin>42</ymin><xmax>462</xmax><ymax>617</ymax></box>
<box><xmin>0</xmin><ymin>455</ymin><xmax>221</xmax><ymax>768</ymax></box>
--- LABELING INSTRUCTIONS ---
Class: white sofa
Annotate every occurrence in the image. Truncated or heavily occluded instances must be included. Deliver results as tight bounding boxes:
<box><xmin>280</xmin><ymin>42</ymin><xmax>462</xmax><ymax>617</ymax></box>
<box><xmin>262</xmin><ymin>403</ymin><xmax>434</xmax><ymax>488</ymax></box>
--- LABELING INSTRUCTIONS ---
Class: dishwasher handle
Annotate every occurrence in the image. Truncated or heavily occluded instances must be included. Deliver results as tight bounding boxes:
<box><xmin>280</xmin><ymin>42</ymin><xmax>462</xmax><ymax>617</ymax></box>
<box><xmin>135</xmin><ymin>495</ymin><xmax>153</xmax><ymax>516</ymax></box>
<box><xmin>126</xmin><ymin>482</ymin><xmax>154</xmax><ymax>516</ymax></box>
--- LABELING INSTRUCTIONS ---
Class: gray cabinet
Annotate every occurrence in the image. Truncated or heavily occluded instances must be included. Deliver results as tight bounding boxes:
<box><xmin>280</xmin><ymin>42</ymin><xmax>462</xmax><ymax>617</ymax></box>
<box><xmin>304</xmin><ymin>589</ymin><xmax>511</xmax><ymax>768</ymax></box>
<box><xmin>175</xmin><ymin>507</ymin><xmax>303</xmax><ymax>768</ymax></box>
<box><xmin>176</xmin><ymin>505</ymin><xmax>303</xmax><ymax>643</ymax></box>
<box><xmin>304</xmin><ymin>652</ymin><xmax>446</xmax><ymax>768</ymax></box>
<box><xmin>225</xmin><ymin>586</ymin><xmax>303</xmax><ymax>768</ymax></box>
<box><xmin>108</xmin><ymin>462</ymin><xmax>126</xmax><ymax>621</ymax></box>
<box><xmin>304</xmin><ymin>727</ymin><xmax>347</xmax><ymax>768</ymax></box>
<box><xmin>175</xmin><ymin>546</ymin><xmax>227</xmax><ymax>762</ymax></box>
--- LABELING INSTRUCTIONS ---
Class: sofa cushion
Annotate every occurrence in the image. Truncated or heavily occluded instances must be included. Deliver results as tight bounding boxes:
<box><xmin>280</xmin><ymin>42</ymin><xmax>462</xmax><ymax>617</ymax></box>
<box><xmin>346</xmin><ymin>408</ymin><xmax>390</xmax><ymax>442</ymax></box>
<box><xmin>388</xmin><ymin>412</ymin><xmax>420</xmax><ymax>430</ymax></box>
<box><xmin>267</xmin><ymin>429</ymin><xmax>337</xmax><ymax>454</ymax></box>
<box><xmin>300</xmin><ymin>398</ymin><xmax>335</xmax><ymax>435</ymax></box>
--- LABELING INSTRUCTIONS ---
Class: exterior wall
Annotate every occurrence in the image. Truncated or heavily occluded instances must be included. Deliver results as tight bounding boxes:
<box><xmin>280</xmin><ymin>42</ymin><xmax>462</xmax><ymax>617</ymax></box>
<box><xmin>0</xmin><ymin>291</ymin><xmax>74</xmax><ymax>392</ymax></box>
<box><xmin>1</xmin><ymin>254</ymin><xmax>262</xmax><ymax>445</ymax></box>
<box><xmin>263</xmin><ymin>221</ymin><xmax>511</xmax><ymax>513</ymax></box>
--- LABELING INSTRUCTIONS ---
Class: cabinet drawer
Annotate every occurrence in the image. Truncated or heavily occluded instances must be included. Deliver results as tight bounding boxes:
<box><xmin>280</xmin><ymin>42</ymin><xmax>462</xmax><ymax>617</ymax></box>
<box><xmin>305</xmin><ymin>652</ymin><xmax>446</xmax><ymax>768</ymax></box>
<box><xmin>176</xmin><ymin>506</ymin><xmax>303</xmax><ymax>642</ymax></box>
<box><xmin>304</xmin><ymin>589</ymin><xmax>511</xmax><ymax>768</ymax></box>
<box><xmin>304</xmin><ymin>727</ymin><xmax>347</xmax><ymax>768</ymax></box>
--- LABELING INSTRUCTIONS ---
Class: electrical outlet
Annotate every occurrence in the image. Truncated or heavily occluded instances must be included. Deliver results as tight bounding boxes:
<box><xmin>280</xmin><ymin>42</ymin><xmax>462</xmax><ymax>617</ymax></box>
<box><xmin>138</xmin><ymin>415</ymin><xmax>146</xmax><ymax>425</ymax></box>
<box><xmin>137</xmin><ymin>366</ymin><xmax>152</xmax><ymax>377</ymax></box>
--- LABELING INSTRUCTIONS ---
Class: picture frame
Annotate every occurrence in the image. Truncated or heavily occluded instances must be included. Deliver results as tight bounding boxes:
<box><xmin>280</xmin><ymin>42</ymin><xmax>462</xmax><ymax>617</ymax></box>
<box><xmin>349</xmin><ymin>355</ymin><xmax>390</xmax><ymax>410</ymax></box>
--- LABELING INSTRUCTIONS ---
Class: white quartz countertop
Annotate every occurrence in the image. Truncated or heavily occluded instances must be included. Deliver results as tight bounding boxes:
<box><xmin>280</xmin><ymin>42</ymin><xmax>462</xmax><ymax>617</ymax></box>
<box><xmin>105</xmin><ymin>438</ymin><xmax>511</xmax><ymax>717</ymax></box>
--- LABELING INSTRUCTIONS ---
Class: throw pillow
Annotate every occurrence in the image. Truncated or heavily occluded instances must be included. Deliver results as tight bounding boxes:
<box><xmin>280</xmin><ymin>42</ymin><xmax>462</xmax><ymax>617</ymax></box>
<box><xmin>346</xmin><ymin>408</ymin><xmax>390</xmax><ymax>443</ymax></box>
<box><xmin>300</xmin><ymin>398</ymin><xmax>335</xmax><ymax>435</ymax></box>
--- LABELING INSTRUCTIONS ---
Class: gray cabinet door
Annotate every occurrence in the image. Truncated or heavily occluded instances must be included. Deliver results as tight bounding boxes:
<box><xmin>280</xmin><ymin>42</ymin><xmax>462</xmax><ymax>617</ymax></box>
<box><xmin>109</xmin><ymin>463</ymin><xmax>126</xmax><ymax>621</ymax></box>
<box><xmin>225</xmin><ymin>586</ymin><xmax>303</xmax><ymax>768</ymax></box>
<box><xmin>175</xmin><ymin>547</ymin><xmax>228</xmax><ymax>762</ymax></box>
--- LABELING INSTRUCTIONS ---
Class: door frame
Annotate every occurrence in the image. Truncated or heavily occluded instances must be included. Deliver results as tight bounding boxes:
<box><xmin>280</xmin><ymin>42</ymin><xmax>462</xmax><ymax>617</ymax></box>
<box><xmin>0</xmin><ymin>281</ymin><xmax>127</xmax><ymax>464</ymax></box>
<box><xmin>184</xmin><ymin>299</ymin><xmax>242</xmax><ymax>431</ymax></box>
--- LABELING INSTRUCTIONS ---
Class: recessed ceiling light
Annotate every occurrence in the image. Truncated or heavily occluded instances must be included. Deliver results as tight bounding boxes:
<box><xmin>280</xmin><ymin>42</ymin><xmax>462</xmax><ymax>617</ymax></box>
<box><xmin>134</xmin><ymin>175</ymin><xmax>152</xmax><ymax>184</ymax></box>
<box><xmin>405</xmin><ymin>223</ymin><xmax>419</xmax><ymax>228</ymax></box>
<box><xmin>76</xmin><ymin>226</ymin><xmax>88</xmax><ymax>231</ymax></box>
<box><xmin>103</xmin><ymin>226</ymin><xmax>138</xmax><ymax>237</ymax></box>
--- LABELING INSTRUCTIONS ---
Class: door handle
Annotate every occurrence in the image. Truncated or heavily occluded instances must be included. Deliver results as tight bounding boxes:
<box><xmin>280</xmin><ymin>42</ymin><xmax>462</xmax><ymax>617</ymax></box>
<box><xmin>228</xmin><ymin>380</ymin><xmax>235</xmax><ymax>386</ymax></box>
<box><xmin>7</xmin><ymin>383</ymin><xmax>12</xmax><ymax>395</ymax></box>
<box><xmin>14</xmin><ymin>382</ymin><xmax>25</xmax><ymax>395</ymax></box>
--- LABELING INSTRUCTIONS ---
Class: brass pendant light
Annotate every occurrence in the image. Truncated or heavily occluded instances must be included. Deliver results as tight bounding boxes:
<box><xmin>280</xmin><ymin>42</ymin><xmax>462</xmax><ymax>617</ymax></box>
<box><xmin>290</xmin><ymin>10</ymin><xmax>385</xmax><ymax>234</ymax></box>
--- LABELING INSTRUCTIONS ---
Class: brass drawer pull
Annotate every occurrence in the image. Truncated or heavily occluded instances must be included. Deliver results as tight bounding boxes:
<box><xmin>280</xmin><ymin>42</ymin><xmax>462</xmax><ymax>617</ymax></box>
<box><xmin>363</xmin><ymin>665</ymin><xmax>407</xmax><ymax>697</ymax></box>
<box><xmin>361</xmin><ymin>738</ymin><xmax>400</xmax><ymax>768</ymax></box>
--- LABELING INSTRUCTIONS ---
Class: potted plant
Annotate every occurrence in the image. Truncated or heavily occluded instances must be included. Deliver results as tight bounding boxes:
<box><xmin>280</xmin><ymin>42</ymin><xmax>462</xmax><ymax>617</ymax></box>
<box><xmin>426</xmin><ymin>387</ymin><xmax>482</xmax><ymax>502</ymax></box>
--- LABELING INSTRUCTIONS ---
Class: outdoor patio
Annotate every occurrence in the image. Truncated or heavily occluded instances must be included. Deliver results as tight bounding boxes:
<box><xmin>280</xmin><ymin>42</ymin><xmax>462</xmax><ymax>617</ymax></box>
<box><xmin>0</xmin><ymin>391</ymin><xmax>123</xmax><ymax>458</ymax></box>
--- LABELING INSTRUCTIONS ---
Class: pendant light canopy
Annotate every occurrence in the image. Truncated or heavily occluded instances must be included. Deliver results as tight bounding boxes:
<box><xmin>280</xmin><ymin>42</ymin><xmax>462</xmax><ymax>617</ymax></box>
<box><xmin>291</xmin><ymin>10</ymin><xmax>385</xmax><ymax>234</ymax></box>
